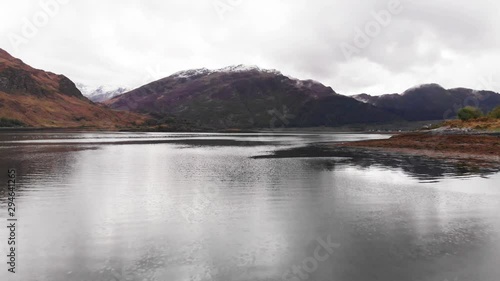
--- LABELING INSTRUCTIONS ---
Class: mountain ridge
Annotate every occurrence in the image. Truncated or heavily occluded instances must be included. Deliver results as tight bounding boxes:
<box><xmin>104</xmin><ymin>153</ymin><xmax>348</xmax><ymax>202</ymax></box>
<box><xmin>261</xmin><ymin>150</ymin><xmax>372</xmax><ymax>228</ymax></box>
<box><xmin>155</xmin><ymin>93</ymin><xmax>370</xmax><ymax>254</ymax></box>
<box><xmin>106</xmin><ymin>65</ymin><xmax>400</xmax><ymax>129</ymax></box>
<box><xmin>353</xmin><ymin>84</ymin><xmax>500</xmax><ymax>121</ymax></box>
<box><xmin>3</xmin><ymin>49</ymin><xmax>500</xmax><ymax>129</ymax></box>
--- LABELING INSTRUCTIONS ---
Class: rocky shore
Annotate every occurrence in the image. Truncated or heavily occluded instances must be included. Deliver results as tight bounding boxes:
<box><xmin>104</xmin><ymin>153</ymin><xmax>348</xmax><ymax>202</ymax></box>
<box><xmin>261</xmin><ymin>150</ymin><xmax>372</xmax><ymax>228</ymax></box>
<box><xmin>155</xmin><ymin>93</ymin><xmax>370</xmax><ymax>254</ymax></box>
<box><xmin>336</xmin><ymin>130</ymin><xmax>500</xmax><ymax>165</ymax></box>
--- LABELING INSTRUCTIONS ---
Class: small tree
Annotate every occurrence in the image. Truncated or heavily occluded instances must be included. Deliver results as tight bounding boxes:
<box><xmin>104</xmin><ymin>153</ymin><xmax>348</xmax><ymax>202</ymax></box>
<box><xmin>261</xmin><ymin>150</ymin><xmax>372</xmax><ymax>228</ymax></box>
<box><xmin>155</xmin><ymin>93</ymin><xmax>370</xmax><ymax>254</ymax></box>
<box><xmin>489</xmin><ymin>106</ymin><xmax>500</xmax><ymax>119</ymax></box>
<box><xmin>0</xmin><ymin>117</ymin><xmax>25</xmax><ymax>127</ymax></box>
<box><xmin>457</xmin><ymin>106</ymin><xmax>483</xmax><ymax>121</ymax></box>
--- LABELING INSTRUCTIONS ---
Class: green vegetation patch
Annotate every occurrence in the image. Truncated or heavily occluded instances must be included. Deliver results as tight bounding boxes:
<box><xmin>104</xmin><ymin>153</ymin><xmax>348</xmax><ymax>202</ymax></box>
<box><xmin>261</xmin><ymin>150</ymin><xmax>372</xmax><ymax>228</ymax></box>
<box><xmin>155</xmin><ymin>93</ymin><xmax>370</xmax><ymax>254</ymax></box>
<box><xmin>457</xmin><ymin>106</ymin><xmax>483</xmax><ymax>121</ymax></box>
<box><xmin>0</xmin><ymin>117</ymin><xmax>26</xmax><ymax>127</ymax></box>
<box><xmin>489</xmin><ymin>106</ymin><xmax>500</xmax><ymax>119</ymax></box>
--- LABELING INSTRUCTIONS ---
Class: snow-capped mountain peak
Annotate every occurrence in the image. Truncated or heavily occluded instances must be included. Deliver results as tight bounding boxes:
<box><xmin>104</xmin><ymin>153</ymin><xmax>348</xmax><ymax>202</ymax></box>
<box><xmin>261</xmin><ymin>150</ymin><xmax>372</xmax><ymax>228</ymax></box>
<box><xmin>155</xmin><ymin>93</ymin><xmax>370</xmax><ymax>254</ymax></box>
<box><xmin>171</xmin><ymin>68</ymin><xmax>212</xmax><ymax>79</ymax></box>
<box><xmin>170</xmin><ymin>65</ymin><xmax>282</xmax><ymax>79</ymax></box>
<box><xmin>76</xmin><ymin>84</ymin><xmax>130</xmax><ymax>102</ymax></box>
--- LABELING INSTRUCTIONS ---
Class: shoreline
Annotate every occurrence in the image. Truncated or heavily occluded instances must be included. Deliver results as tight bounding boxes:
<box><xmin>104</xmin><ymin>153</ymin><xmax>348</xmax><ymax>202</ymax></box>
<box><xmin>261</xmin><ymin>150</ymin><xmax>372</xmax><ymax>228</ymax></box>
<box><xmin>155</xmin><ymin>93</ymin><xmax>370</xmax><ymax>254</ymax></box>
<box><xmin>335</xmin><ymin>132</ymin><xmax>500</xmax><ymax>165</ymax></box>
<box><xmin>0</xmin><ymin>126</ymin><xmax>398</xmax><ymax>134</ymax></box>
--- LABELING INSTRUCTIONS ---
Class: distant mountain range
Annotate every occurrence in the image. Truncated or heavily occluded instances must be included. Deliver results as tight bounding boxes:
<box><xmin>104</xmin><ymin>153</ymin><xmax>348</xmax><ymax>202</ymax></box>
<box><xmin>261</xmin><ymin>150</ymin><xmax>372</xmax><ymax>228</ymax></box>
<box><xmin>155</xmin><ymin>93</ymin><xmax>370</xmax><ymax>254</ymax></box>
<box><xmin>2</xmin><ymin>49</ymin><xmax>500</xmax><ymax>129</ymax></box>
<box><xmin>76</xmin><ymin>84</ymin><xmax>129</xmax><ymax>102</ymax></box>
<box><xmin>354</xmin><ymin>84</ymin><xmax>500</xmax><ymax>121</ymax></box>
<box><xmin>0</xmin><ymin>48</ymin><xmax>143</xmax><ymax>128</ymax></box>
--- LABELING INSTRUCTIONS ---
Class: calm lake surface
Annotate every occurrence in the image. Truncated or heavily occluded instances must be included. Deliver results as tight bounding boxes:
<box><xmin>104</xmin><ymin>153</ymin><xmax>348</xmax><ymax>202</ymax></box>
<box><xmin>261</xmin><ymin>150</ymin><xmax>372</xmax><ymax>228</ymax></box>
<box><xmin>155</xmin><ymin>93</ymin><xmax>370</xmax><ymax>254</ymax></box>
<box><xmin>0</xmin><ymin>131</ymin><xmax>499</xmax><ymax>281</ymax></box>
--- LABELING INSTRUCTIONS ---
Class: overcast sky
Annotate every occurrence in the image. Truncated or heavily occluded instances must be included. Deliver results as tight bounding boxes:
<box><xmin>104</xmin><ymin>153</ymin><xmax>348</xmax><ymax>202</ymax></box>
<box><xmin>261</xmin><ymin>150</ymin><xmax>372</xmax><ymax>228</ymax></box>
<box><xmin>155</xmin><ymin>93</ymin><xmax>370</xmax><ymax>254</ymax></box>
<box><xmin>1</xmin><ymin>0</ymin><xmax>499</xmax><ymax>95</ymax></box>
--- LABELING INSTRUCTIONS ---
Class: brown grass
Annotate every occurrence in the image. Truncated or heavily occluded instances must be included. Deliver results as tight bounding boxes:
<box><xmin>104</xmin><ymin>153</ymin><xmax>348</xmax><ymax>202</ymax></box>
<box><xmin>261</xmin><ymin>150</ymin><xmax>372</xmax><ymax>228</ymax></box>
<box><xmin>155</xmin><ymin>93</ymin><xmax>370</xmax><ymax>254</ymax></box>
<box><xmin>0</xmin><ymin>91</ymin><xmax>147</xmax><ymax>129</ymax></box>
<box><xmin>444</xmin><ymin>117</ymin><xmax>500</xmax><ymax>131</ymax></box>
<box><xmin>338</xmin><ymin>133</ymin><xmax>500</xmax><ymax>164</ymax></box>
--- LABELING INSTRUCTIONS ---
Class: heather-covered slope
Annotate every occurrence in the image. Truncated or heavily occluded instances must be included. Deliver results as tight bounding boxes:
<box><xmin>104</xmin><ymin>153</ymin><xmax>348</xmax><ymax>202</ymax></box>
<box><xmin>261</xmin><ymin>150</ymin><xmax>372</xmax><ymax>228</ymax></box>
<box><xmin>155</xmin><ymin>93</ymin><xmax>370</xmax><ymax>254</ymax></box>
<box><xmin>107</xmin><ymin>66</ymin><xmax>400</xmax><ymax>129</ymax></box>
<box><xmin>0</xmin><ymin>49</ymin><xmax>145</xmax><ymax>128</ymax></box>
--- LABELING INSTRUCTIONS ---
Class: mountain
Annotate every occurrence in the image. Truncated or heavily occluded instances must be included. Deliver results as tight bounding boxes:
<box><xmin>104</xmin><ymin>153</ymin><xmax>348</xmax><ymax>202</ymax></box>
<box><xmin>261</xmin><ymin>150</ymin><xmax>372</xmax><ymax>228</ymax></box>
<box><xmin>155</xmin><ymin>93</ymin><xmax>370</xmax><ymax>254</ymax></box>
<box><xmin>9</xmin><ymin>49</ymin><xmax>496</xmax><ymax>130</ymax></box>
<box><xmin>354</xmin><ymin>84</ymin><xmax>500</xmax><ymax>121</ymax></box>
<box><xmin>0</xmin><ymin>48</ymin><xmax>144</xmax><ymax>128</ymax></box>
<box><xmin>106</xmin><ymin>65</ymin><xmax>400</xmax><ymax>129</ymax></box>
<box><xmin>77</xmin><ymin>84</ymin><xmax>129</xmax><ymax>102</ymax></box>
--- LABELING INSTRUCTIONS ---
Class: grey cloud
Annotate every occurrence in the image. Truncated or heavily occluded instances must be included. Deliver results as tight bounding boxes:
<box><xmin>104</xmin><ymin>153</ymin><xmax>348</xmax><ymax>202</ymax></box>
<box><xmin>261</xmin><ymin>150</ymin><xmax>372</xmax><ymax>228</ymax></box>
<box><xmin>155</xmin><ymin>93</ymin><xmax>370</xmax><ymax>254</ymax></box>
<box><xmin>0</xmin><ymin>0</ymin><xmax>498</xmax><ymax>95</ymax></box>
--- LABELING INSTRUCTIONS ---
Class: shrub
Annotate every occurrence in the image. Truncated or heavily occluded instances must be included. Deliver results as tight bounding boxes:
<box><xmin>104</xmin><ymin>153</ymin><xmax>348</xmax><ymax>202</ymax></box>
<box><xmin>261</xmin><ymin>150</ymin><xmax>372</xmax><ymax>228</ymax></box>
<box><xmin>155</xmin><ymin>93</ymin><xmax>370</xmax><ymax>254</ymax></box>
<box><xmin>489</xmin><ymin>106</ymin><xmax>500</xmax><ymax>119</ymax></box>
<box><xmin>457</xmin><ymin>107</ymin><xmax>483</xmax><ymax>121</ymax></box>
<box><xmin>0</xmin><ymin>117</ymin><xmax>25</xmax><ymax>127</ymax></box>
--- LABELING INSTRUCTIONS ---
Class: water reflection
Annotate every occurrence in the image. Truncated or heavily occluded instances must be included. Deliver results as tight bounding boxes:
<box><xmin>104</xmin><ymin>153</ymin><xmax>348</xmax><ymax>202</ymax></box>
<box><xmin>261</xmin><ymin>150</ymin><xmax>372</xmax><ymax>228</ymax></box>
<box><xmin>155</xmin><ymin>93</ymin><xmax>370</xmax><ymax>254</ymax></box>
<box><xmin>0</xmin><ymin>132</ymin><xmax>499</xmax><ymax>281</ymax></box>
<box><xmin>255</xmin><ymin>144</ymin><xmax>500</xmax><ymax>182</ymax></box>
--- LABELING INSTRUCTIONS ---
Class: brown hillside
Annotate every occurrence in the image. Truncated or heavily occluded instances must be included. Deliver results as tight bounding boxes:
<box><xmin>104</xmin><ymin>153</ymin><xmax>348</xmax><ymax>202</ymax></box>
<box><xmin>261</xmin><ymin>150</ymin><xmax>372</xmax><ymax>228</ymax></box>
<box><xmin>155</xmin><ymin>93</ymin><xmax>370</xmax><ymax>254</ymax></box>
<box><xmin>0</xmin><ymin>48</ymin><xmax>145</xmax><ymax>128</ymax></box>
